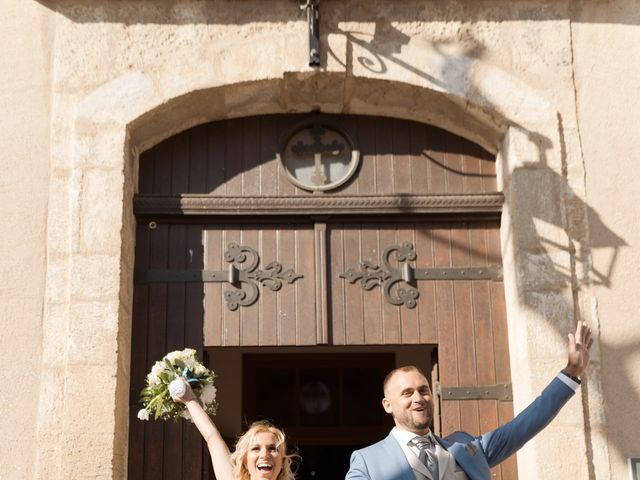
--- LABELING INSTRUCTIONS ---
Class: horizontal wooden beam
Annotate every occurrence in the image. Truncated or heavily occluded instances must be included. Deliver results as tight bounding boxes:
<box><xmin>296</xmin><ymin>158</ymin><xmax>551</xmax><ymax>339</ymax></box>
<box><xmin>133</xmin><ymin>193</ymin><xmax>504</xmax><ymax>216</ymax></box>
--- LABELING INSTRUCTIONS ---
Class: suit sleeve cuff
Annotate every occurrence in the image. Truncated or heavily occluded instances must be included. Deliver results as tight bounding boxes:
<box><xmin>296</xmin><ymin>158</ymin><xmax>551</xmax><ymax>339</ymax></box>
<box><xmin>557</xmin><ymin>372</ymin><xmax>580</xmax><ymax>391</ymax></box>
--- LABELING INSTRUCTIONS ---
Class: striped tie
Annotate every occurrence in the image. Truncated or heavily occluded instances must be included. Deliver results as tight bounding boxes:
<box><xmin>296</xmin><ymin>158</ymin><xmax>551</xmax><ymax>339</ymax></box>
<box><xmin>410</xmin><ymin>436</ymin><xmax>440</xmax><ymax>480</ymax></box>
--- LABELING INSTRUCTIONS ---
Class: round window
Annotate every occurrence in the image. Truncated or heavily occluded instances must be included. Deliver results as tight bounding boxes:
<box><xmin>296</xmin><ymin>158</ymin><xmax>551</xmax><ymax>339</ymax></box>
<box><xmin>279</xmin><ymin>121</ymin><xmax>360</xmax><ymax>192</ymax></box>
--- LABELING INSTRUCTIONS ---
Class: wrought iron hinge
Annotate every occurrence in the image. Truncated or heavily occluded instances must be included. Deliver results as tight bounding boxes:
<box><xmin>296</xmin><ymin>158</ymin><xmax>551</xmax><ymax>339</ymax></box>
<box><xmin>437</xmin><ymin>382</ymin><xmax>513</xmax><ymax>402</ymax></box>
<box><xmin>134</xmin><ymin>243</ymin><xmax>303</xmax><ymax>311</ymax></box>
<box><xmin>299</xmin><ymin>0</ymin><xmax>320</xmax><ymax>66</ymax></box>
<box><xmin>340</xmin><ymin>241</ymin><xmax>502</xmax><ymax>309</ymax></box>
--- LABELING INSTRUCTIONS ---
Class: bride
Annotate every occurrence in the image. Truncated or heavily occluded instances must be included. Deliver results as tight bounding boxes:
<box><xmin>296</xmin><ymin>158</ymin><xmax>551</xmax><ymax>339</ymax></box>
<box><xmin>171</xmin><ymin>378</ymin><xmax>296</xmax><ymax>480</ymax></box>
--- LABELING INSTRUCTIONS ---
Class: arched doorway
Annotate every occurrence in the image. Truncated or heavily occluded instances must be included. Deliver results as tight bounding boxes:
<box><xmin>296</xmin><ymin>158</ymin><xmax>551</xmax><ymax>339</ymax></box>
<box><xmin>128</xmin><ymin>113</ymin><xmax>514</xmax><ymax>479</ymax></box>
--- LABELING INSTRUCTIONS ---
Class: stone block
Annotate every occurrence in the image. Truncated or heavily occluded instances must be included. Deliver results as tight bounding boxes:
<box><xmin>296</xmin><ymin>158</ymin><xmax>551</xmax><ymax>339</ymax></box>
<box><xmin>77</xmin><ymin>71</ymin><xmax>156</xmax><ymax>126</ymax></box>
<box><xmin>79</xmin><ymin>168</ymin><xmax>126</xmax><ymax>253</ymax></box>
<box><xmin>75</xmin><ymin>127</ymin><xmax>128</xmax><ymax>169</ymax></box>
<box><xmin>282</xmin><ymin>71</ymin><xmax>346</xmax><ymax>112</ymax></box>
<box><xmin>68</xmin><ymin>301</ymin><xmax>119</xmax><ymax>365</ymax></box>
<box><xmin>223</xmin><ymin>80</ymin><xmax>284</xmax><ymax>119</ymax></box>
<box><xmin>41</xmin><ymin>302</ymin><xmax>71</xmax><ymax>365</ymax></box>
<box><xmin>63</xmin><ymin>365</ymin><xmax>119</xmax><ymax>431</ymax></box>
<box><xmin>70</xmin><ymin>254</ymin><xmax>121</xmax><ymax>302</ymax></box>
<box><xmin>46</xmin><ymin>171</ymin><xmax>77</xmax><ymax>257</ymax></box>
<box><xmin>44</xmin><ymin>257</ymin><xmax>71</xmax><ymax>305</ymax></box>
<box><xmin>59</xmin><ymin>431</ymin><xmax>116</xmax><ymax>479</ymax></box>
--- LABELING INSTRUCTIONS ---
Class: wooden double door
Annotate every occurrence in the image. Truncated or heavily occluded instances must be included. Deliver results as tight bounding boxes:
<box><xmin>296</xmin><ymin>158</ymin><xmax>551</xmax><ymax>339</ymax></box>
<box><xmin>128</xmin><ymin>113</ymin><xmax>516</xmax><ymax>479</ymax></box>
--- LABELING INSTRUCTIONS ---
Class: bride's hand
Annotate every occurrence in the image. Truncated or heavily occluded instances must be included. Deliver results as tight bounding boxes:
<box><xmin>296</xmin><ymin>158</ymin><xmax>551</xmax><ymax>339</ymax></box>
<box><xmin>170</xmin><ymin>377</ymin><xmax>197</xmax><ymax>403</ymax></box>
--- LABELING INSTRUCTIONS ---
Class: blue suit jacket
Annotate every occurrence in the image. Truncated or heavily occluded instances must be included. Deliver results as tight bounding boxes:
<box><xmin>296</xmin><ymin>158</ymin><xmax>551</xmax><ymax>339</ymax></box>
<box><xmin>346</xmin><ymin>376</ymin><xmax>576</xmax><ymax>480</ymax></box>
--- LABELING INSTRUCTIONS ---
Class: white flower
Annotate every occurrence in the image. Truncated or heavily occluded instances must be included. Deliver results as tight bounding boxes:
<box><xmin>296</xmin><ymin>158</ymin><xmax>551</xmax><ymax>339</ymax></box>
<box><xmin>152</xmin><ymin>360</ymin><xmax>165</xmax><ymax>372</ymax></box>
<box><xmin>194</xmin><ymin>364</ymin><xmax>207</xmax><ymax>376</ymax></box>
<box><xmin>137</xmin><ymin>409</ymin><xmax>150</xmax><ymax>421</ymax></box>
<box><xmin>165</xmin><ymin>350</ymin><xmax>182</xmax><ymax>362</ymax></box>
<box><xmin>181</xmin><ymin>409</ymin><xmax>192</xmax><ymax>421</ymax></box>
<box><xmin>148</xmin><ymin>362</ymin><xmax>164</xmax><ymax>385</ymax></box>
<box><xmin>200</xmin><ymin>384</ymin><xmax>217</xmax><ymax>404</ymax></box>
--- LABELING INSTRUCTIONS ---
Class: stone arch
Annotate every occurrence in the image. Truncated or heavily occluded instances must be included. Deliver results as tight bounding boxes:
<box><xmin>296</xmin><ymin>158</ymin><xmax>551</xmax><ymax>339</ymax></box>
<box><xmin>125</xmin><ymin>74</ymin><xmax>511</xmax><ymax>156</ymax></box>
<box><xmin>40</xmin><ymin>66</ymin><xmax>596</xmax><ymax>479</ymax></box>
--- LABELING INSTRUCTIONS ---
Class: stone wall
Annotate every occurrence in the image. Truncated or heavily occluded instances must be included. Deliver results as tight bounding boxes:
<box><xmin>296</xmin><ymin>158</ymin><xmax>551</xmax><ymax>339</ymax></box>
<box><xmin>1</xmin><ymin>0</ymin><xmax>638</xmax><ymax>478</ymax></box>
<box><xmin>573</xmin><ymin>4</ymin><xmax>640</xmax><ymax>479</ymax></box>
<box><xmin>0</xmin><ymin>2</ymin><xmax>54</xmax><ymax>479</ymax></box>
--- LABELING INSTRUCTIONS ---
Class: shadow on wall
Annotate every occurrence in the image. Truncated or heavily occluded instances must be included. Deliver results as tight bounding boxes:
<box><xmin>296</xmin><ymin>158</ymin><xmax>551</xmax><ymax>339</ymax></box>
<box><xmin>329</xmin><ymin>20</ymin><xmax>485</xmax><ymax>93</ymax></box>
<box><xmin>328</xmin><ymin>15</ymin><xmax>627</xmax><ymax>289</ymax></box>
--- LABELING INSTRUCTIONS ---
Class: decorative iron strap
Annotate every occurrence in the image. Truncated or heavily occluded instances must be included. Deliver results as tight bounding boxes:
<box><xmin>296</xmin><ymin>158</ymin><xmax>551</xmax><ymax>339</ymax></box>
<box><xmin>437</xmin><ymin>383</ymin><xmax>513</xmax><ymax>402</ymax></box>
<box><xmin>340</xmin><ymin>242</ymin><xmax>502</xmax><ymax>309</ymax></box>
<box><xmin>134</xmin><ymin>243</ymin><xmax>303</xmax><ymax>311</ymax></box>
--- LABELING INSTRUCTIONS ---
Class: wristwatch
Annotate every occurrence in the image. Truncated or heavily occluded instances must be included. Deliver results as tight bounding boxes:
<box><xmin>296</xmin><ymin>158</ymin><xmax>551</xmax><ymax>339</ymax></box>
<box><xmin>561</xmin><ymin>370</ymin><xmax>581</xmax><ymax>384</ymax></box>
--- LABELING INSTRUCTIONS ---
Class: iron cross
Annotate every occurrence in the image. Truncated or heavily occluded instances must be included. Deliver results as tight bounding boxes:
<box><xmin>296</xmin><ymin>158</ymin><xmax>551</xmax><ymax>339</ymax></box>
<box><xmin>291</xmin><ymin>124</ymin><xmax>345</xmax><ymax>186</ymax></box>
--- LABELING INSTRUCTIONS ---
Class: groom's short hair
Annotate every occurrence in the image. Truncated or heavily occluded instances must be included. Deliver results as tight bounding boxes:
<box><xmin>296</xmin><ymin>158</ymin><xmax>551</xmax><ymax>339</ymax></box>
<box><xmin>383</xmin><ymin>365</ymin><xmax>427</xmax><ymax>395</ymax></box>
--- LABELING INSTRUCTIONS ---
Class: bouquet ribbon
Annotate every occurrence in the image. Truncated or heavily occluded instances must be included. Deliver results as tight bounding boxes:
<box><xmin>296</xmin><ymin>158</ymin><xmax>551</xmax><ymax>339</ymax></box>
<box><xmin>181</xmin><ymin>367</ymin><xmax>200</xmax><ymax>383</ymax></box>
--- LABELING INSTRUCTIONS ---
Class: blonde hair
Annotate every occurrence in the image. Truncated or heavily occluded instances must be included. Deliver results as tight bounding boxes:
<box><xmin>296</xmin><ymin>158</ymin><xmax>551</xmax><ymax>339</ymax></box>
<box><xmin>230</xmin><ymin>420</ymin><xmax>296</xmax><ymax>480</ymax></box>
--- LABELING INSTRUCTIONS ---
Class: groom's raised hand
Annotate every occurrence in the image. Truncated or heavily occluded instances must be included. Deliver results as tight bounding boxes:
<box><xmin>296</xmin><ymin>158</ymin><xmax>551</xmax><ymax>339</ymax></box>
<box><xmin>563</xmin><ymin>321</ymin><xmax>594</xmax><ymax>378</ymax></box>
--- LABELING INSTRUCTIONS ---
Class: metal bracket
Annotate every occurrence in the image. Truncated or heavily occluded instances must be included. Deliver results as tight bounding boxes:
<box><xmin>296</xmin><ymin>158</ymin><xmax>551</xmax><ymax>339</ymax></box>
<box><xmin>340</xmin><ymin>242</ymin><xmax>502</xmax><ymax>309</ymax></box>
<box><xmin>299</xmin><ymin>0</ymin><xmax>320</xmax><ymax>66</ymax></box>
<box><xmin>437</xmin><ymin>382</ymin><xmax>513</xmax><ymax>402</ymax></box>
<box><xmin>134</xmin><ymin>243</ymin><xmax>303</xmax><ymax>311</ymax></box>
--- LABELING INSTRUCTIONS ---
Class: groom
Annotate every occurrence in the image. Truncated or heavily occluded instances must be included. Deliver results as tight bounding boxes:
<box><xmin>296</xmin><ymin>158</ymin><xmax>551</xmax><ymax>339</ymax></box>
<box><xmin>346</xmin><ymin>322</ymin><xmax>593</xmax><ymax>480</ymax></box>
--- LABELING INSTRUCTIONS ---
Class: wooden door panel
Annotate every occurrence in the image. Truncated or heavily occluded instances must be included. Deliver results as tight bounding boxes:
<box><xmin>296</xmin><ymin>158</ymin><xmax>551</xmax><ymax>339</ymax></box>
<box><xmin>129</xmin><ymin>222</ymin><xmax>205</xmax><ymax>480</ymax></box>
<box><xmin>258</xmin><ymin>227</ymin><xmax>279</xmax><ymax>345</ymax></box>
<box><xmin>343</xmin><ymin>227</ymin><xmax>367</xmax><ymax>344</ymax></box>
<box><xmin>450</xmin><ymin>226</ymin><xmax>480</xmax><ymax>437</ymax></box>
<box><xmin>359</xmin><ymin>226</ymin><xmax>384</xmax><ymax>344</ymax></box>
<box><xmin>431</xmin><ymin>225</ymin><xmax>460</xmax><ymax>437</ymax></box>
<box><xmin>328</xmin><ymin>221</ymin><xmax>465</xmax><ymax>346</ymax></box>
<box><xmin>327</xmin><ymin>220</ymin><xmax>514</xmax><ymax>478</ymax></box>
<box><xmin>138</xmin><ymin>114</ymin><xmax>496</xmax><ymax>198</ymax></box>
<box><xmin>128</xmin><ymin>224</ymin><xmax>149</xmax><ymax>480</ymax></box>
<box><xmin>277</xmin><ymin>227</ymin><xmax>298</xmax><ymax>345</ymax></box>
<box><xmin>414</xmin><ymin>226</ymin><xmax>438</xmax><ymax>344</ymax></box>
<box><xmin>202</xmin><ymin>224</ymin><xmax>317</xmax><ymax>346</ymax></box>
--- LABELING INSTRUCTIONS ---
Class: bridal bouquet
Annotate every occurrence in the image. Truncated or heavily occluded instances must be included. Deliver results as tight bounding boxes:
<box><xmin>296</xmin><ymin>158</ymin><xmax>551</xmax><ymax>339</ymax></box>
<box><xmin>138</xmin><ymin>348</ymin><xmax>217</xmax><ymax>422</ymax></box>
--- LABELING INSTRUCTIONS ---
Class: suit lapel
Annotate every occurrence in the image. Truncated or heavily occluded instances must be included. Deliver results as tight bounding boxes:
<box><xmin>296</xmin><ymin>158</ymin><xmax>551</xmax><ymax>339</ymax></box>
<box><xmin>381</xmin><ymin>433</ymin><xmax>422</xmax><ymax>480</ymax></box>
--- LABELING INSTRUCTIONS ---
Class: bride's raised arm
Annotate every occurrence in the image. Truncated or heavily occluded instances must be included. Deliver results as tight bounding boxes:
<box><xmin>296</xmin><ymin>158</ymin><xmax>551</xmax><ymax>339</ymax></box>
<box><xmin>171</xmin><ymin>378</ymin><xmax>234</xmax><ymax>480</ymax></box>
